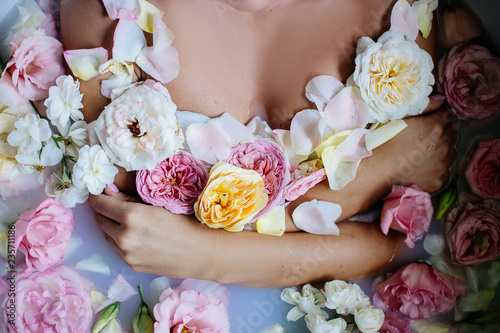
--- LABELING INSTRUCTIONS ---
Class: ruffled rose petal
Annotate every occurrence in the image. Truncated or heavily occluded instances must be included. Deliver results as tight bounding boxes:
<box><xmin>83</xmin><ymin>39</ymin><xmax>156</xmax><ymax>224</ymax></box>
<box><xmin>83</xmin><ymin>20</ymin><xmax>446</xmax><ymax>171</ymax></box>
<box><xmin>305</xmin><ymin>75</ymin><xmax>344</xmax><ymax>112</ymax></box>
<box><xmin>290</xmin><ymin>109</ymin><xmax>323</xmax><ymax>155</ymax></box>
<box><xmin>365</xmin><ymin>120</ymin><xmax>407</xmax><ymax>151</ymax></box>
<box><xmin>292</xmin><ymin>200</ymin><xmax>341</xmax><ymax>235</ymax></box>
<box><xmin>273</xmin><ymin>129</ymin><xmax>310</xmax><ymax>170</ymax></box>
<box><xmin>179</xmin><ymin>278</ymin><xmax>230</xmax><ymax>308</ymax></box>
<box><xmin>390</xmin><ymin>0</ymin><xmax>419</xmax><ymax>41</ymax></box>
<box><xmin>323</xmin><ymin>86</ymin><xmax>370</xmax><ymax>132</ymax></box>
<box><xmin>102</xmin><ymin>0</ymin><xmax>141</xmax><ymax>20</ymax></box>
<box><xmin>256</xmin><ymin>206</ymin><xmax>286</xmax><ymax>237</ymax></box>
<box><xmin>75</xmin><ymin>254</ymin><xmax>111</xmax><ymax>275</ymax></box>
<box><xmin>113</xmin><ymin>19</ymin><xmax>146</xmax><ymax>62</ymax></box>
<box><xmin>246</xmin><ymin>116</ymin><xmax>274</xmax><ymax>140</ymax></box>
<box><xmin>137</xmin><ymin>0</ymin><xmax>164</xmax><ymax>33</ymax></box>
<box><xmin>64</xmin><ymin>48</ymin><xmax>109</xmax><ymax>81</ymax></box>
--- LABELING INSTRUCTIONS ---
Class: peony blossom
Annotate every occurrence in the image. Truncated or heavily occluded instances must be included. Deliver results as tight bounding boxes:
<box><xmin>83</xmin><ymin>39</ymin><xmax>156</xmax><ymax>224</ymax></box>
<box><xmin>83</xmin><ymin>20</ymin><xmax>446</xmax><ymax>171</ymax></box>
<box><xmin>465</xmin><ymin>138</ymin><xmax>500</xmax><ymax>200</ymax></box>
<box><xmin>14</xmin><ymin>198</ymin><xmax>74</xmax><ymax>271</ymax></box>
<box><xmin>2</xmin><ymin>28</ymin><xmax>64</xmax><ymax>101</ymax></box>
<box><xmin>374</xmin><ymin>263</ymin><xmax>466</xmax><ymax>319</ymax></box>
<box><xmin>281</xmin><ymin>284</ymin><xmax>328</xmax><ymax>321</ymax></box>
<box><xmin>153</xmin><ymin>280</ymin><xmax>230</xmax><ymax>333</ymax></box>
<box><xmin>323</xmin><ymin>280</ymin><xmax>370</xmax><ymax>315</ymax></box>
<box><xmin>94</xmin><ymin>84</ymin><xmax>184</xmax><ymax>171</ymax></box>
<box><xmin>194</xmin><ymin>162</ymin><xmax>268</xmax><ymax>232</ymax></box>
<box><xmin>136</xmin><ymin>151</ymin><xmax>208</xmax><ymax>214</ymax></box>
<box><xmin>445</xmin><ymin>201</ymin><xmax>500</xmax><ymax>265</ymax></box>
<box><xmin>225</xmin><ymin>139</ymin><xmax>289</xmax><ymax>220</ymax></box>
<box><xmin>72</xmin><ymin>145</ymin><xmax>118</xmax><ymax>195</ymax></box>
<box><xmin>437</xmin><ymin>43</ymin><xmax>500</xmax><ymax>120</ymax></box>
<box><xmin>355</xmin><ymin>306</ymin><xmax>385</xmax><ymax>333</ymax></box>
<box><xmin>2</xmin><ymin>265</ymin><xmax>93</xmax><ymax>332</ymax></box>
<box><xmin>44</xmin><ymin>75</ymin><xmax>84</xmax><ymax>131</ymax></box>
<box><xmin>380</xmin><ymin>184</ymin><xmax>433</xmax><ymax>248</ymax></box>
<box><xmin>352</xmin><ymin>30</ymin><xmax>434</xmax><ymax>123</ymax></box>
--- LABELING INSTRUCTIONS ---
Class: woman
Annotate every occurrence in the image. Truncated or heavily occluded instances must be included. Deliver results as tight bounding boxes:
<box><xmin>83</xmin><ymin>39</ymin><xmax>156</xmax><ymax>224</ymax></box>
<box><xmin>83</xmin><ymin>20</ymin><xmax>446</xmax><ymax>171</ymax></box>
<box><xmin>60</xmin><ymin>0</ymin><xmax>454</xmax><ymax>287</ymax></box>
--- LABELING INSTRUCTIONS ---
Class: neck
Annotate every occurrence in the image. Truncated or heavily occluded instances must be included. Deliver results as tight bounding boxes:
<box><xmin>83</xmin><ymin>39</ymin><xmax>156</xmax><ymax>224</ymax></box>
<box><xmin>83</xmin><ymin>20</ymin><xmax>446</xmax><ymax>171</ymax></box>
<box><xmin>221</xmin><ymin>0</ymin><xmax>285</xmax><ymax>12</ymax></box>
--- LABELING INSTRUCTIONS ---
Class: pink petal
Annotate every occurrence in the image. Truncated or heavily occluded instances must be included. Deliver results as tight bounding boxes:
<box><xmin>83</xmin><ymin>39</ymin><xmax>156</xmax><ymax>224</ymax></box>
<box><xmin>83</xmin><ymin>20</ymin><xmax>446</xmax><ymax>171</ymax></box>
<box><xmin>186</xmin><ymin>122</ymin><xmax>232</xmax><ymax>164</ymax></box>
<box><xmin>390</xmin><ymin>0</ymin><xmax>419</xmax><ymax>41</ymax></box>
<box><xmin>179</xmin><ymin>279</ymin><xmax>230</xmax><ymax>307</ymax></box>
<box><xmin>290</xmin><ymin>109</ymin><xmax>322</xmax><ymax>155</ymax></box>
<box><xmin>292</xmin><ymin>200</ymin><xmax>342</xmax><ymax>235</ymax></box>
<box><xmin>305</xmin><ymin>75</ymin><xmax>344</xmax><ymax>112</ymax></box>
<box><xmin>64</xmin><ymin>48</ymin><xmax>109</xmax><ymax>81</ymax></box>
<box><xmin>102</xmin><ymin>0</ymin><xmax>141</xmax><ymax>20</ymax></box>
<box><xmin>152</xmin><ymin>14</ymin><xmax>174</xmax><ymax>50</ymax></box>
<box><xmin>0</xmin><ymin>71</ymin><xmax>29</xmax><ymax>107</ymax></box>
<box><xmin>323</xmin><ymin>86</ymin><xmax>370</xmax><ymax>132</ymax></box>
<box><xmin>107</xmin><ymin>274</ymin><xmax>137</xmax><ymax>303</ymax></box>
<box><xmin>334</xmin><ymin>128</ymin><xmax>371</xmax><ymax>162</ymax></box>
<box><xmin>136</xmin><ymin>46</ymin><xmax>180</xmax><ymax>84</ymax></box>
<box><xmin>113</xmin><ymin>19</ymin><xmax>146</xmax><ymax>62</ymax></box>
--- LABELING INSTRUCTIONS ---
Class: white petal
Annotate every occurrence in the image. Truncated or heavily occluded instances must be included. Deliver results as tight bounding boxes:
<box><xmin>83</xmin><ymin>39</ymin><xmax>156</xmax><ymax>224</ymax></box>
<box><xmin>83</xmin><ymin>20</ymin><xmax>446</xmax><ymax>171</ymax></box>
<box><xmin>40</xmin><ymin>143</ymin><xmax>63</xmax><ymax>166</ymax></box>
<box><xmin>292</xmin><ymin>200</ymin><xmax>341</xmax><ymax>235</ymax></box>
<box><xmin>186</xmin><ymin>122</ymin><xmax>232</xmax><ymax>164</ymax></box>
<box><xmin>365</xmin><ymin>120</ymin><xmax>407</xmax><ymax>151</ymax></box>
<box><xmin>148</xmin><ymin>276</ymin><xmax>171</xmax><ymax>304</ymax></box>
<box><xmin>152</xmin><ymin>14</ymin><xmax>174</xmax><ymax>49</ymax></box>
<box><xmin>91</xmin><ymin>290</ymin><xmax>110</xmax><ymax>313</ymax></box>
<box><xmin>102</xmin><ymin>0</ymin><xmax>141</xmax><ymax>20</ymax></box>
<box><xmin>287</xmin><ymin>306</ymin><xmax>306</xmax><ymax>321</ymax></box>
<box><xmin>334</xmin><ymin>128</ymin><xmax>371</xmax><ymax>162</ymax></box>
<box><xmin>101</xmin><ymin>71</ymin><xmax>134</xmax><ymax>99</ymax></box>
<box><xmin>176</xmin><ymin>110</ymin><xmax>210</xmax><ymax>132</ymax></box>
<box><xmin>390</xmin><ymin>0</ymin><xmax>419</xmax><ymax>41</ymax></box>
<box><xmin>64</xmin><ymin>48</ymin><xmax>109</xmax><ymax>81</ymax></box>
<box><xmin>75</xmin><ymin>254</ymin><xmax>111</xmax><ymax>275</ymax></box>
<box><xmin>212</xmin><ymin>113</ymin><xmax>254</xmax><ymax>145</ymax></box>
<box><xmin>423</xmin><ymin>234</ymin><xmax>445</xmax><ymax>255</ymax></box>
<box><xmin>137</xmin><ymin>0</ymin><xmax>164</xmax><ymax>33</ymax></box>
<box><xmin>107</xmin><ymin>274</ymin><xmax>138</xmax><ymax>304</ymax></box>
<box><xmin>273</xmin><ymin>129</ymin><xmax>309</xmax><ymax>170</ymax></box>
<box><xmin>246</xmin><ymin>116</ymin><xmax>274</xmax><ymax>140</ymax></box>
<box><xmin>305</xmin><ymin>75</ymin><xmax>344</xmax><ymax>112</ymax></box>
<box><xmin>323</xmin><ymin>86</ymin><xmax>370</xmax><ymax>132</ymax></box>
<box><xmin>113</xmin><ymin>19</ymin><xmax>146</xmax><ymax>62</ymax></box>
<box><xmin>256</xmin><ymin>206</ymin><xmax>286</xmax><ymax>237</ymax></box>
<box><xmin>290</xmin><ymin>109</ymin><xmax>322</xmax><ymax>156</ymax></box>
<box><xmin>322</xmin><ymin>146</ymin><xmax>361</xmax><ymax>190</ymax></box>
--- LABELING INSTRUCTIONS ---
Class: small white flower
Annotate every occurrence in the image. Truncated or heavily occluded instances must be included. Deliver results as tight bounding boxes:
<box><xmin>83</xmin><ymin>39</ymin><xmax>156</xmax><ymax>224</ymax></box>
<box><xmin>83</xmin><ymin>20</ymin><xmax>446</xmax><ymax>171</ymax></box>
<box><xmin>323</xmin><ymin>280</ymin><xmax>371</xmax><ymax>315</ymax></box>
<box><xmin>57</xmin><ymin>121</ymin><xmax>88</xmax><ymax>158</ymax></box>
<box><xmin>45</xmin><ymin>75</ymin><xmax>84</xmax><ymax>130</ymax></box>
<box><xmin>45</xmin><ymin>173</ymin><xmax>89</xmax><ymax>208</ymax></box>
<box><xmin>16</xmin><ymin>142</ymin><xmax>63</xmax><ymax>183</ymax></box>
<box><xmin>305</xmin><ymin>315</ymin><xmax>349</xmax><ymax>333</ymax></box>
<box><xmin>354</xmin><ymin>306</ymin><xmax>385</xmax><ymax>333</ymax></box>
<box><xmin>72</xmin><ymin>145</ymin><xmax>118</xmax><ymax>195</ymax></box>
<box><xmin>7</xmin><ymin>114</ymin><xmax>52</xmax><ymax>153</ymax></box>
<box><xmin>260</xmin><ymin>324</ymin><xmax>285</xmax><ymax>333</ymax></box>
<box><xmin>281</xmin><ymin>284</ymin><xmax>328</xmax><ymax>321</ymax></box>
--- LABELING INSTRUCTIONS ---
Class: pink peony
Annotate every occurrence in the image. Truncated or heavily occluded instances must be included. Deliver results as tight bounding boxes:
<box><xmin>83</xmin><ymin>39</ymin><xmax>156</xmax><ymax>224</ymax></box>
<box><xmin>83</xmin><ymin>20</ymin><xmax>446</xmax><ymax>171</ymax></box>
<box><xmin>437</xmin><ymin>43</ymin><xmax>500</xmax><ymax>120</ymax></box>
<box><xmin>2</xmin><ymin>28</ymin><xmax>64</xmax><ymax>101</ymax></box>
<box><xmin>153</xmin><ymin>279</ymin><xmax>230</xmax><ymax>333</ymax></box>
<box><xmin>14</xmin><ymin>198</ymin><xmax>74</xmax><ymax>271</ymax></box>
<box><xmin>465</xmin><ymin>138</ymin><xmax>500</xmax><ymax>200</ymax></box>
<box><xmin>374</xmin><ymin>263</ymin><xmax>466</xmax><ymax>319</ymax></box>
<box><xmin>225</xmin><ymin>139</ymin><xmax>289</xmax><ymax>219</ymax></box>
<box><xmin>446</xmin><ymin>201</ymin><xmax>500</xmax><ymax>265</ymax></box>
<box><xmin>380</xmin><ymin>185</ymin><xmax>433</xmax><ymax>248</ymax></box>
<box><xmin>136</xmin><ymin>151</ymin><xmax>208</xmax><ymax>214</ymax></box>
<box><xmin>2</xmin><ymin>265</ymin><xmax>93</xmax><ymax>332</ymax></box>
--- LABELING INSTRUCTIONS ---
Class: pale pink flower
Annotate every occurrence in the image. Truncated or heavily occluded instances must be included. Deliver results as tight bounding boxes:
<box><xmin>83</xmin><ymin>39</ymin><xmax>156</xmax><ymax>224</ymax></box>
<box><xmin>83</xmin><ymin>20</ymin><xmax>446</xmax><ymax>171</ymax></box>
<box><xmin>465</xmin><ymin>138</ymin><xmax>500</xmax><ymax>200</ymax></box>
<box><xmin>3</xmin><ymin>28</ymin><xmax>64</xmax><ymax>101</ymax></box>
<box><xmin>284</xmin><ymin>169</ymin><xmax>326</xmax><ymax>201</ymax></box>
<box><xmin>374</xmin><ymin>263</ymin><xmax>466</xmax><ymax>319</ymax></box>
<box><xmin>14</xmin><ymin>198</ymin><xmax>74</xmax><ymax>271</ymax></box>
<box><xmin>136</xmin><ymin>151</ymin><xmax>208</xmax><ymax>214</ymax></box>
<box><xmin>226</xmin><ymin>139</ymin><xmax>289</xmax><ymax>219</ymax></box>
<box><xmin>380</xmin><ymin>184</ymin><xmax>433</xmax><ymax>248</ymax></box>
<box><xmin>2</xmin><ymin>265</ymin><xmax>93</xmax><ymax>332</ymax></box>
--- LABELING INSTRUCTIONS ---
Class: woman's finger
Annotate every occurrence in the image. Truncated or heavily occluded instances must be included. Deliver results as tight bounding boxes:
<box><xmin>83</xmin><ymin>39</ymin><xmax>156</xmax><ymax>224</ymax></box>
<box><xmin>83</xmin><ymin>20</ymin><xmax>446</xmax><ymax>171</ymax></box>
<box><xmin>95</xmin><ymin>213</ymin><xmax>122</xmax><ymax>236</ymax></box>
<box><xmin>103</xmin><ymin>184</ymin><xmax>142</xmax><ymax>203</ymax></box>
<box><xmin>88</xmin><ymin>193</ymin><xmax>132</xmax><ymax>222</ymax></box>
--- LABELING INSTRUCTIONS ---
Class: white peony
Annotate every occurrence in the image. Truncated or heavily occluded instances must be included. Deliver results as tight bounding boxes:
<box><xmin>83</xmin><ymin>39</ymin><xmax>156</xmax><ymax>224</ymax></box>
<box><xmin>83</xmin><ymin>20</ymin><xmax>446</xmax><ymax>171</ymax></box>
<box><xmin>7</xmin><ymin>113</ymin><xmax>52</xmax><ymax>153</ymax></box>
<box><xmin>72</xmin><ymin>145</ymin><xmax>118</xmax><ymax>195</ymax></box>
<box><xmin>305</xmin><ymin>315</ymin><xmax>349</xmax><ymax>333</ymax></box>
<box><xmin>94</xmin><ymin>84</ymin><xmax>184</xmax><ymax>171</ymax></box>
<box><xmin>354</xmin><ymin>306</ymin><xmax>385</xmax><ymax>333</ymax></box>
<box><xmin>352</xmin><ymin>30</ymin><xmax>434</xmax><ymax>123</ymax></box>
<box><xmin>323</xmin><ymin>280</ymin><xmax>371</xmax><ymax>315</ymax></box>
<box><xmin>280</xmin><ymin>284</ymin><xmax>328</xmax><ymax>321</ymax></box>
<box><xmin>45</xmin><ymin>75</ymin><xmax>84</xmax><ymax>131</ymax></box>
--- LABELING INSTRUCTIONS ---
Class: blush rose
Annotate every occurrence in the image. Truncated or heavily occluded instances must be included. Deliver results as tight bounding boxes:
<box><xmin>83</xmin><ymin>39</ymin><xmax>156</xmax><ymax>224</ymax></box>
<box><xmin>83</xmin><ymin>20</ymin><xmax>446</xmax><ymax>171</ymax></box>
<box><xmin>374</xmin><ymin>263</ymin><xmax>466</xmax><ymax>319</ymax></box>
<box><xmin>380</xmin><ymin>185</ymin><xmax>433</xmax><ymax>248</ymax></box>
<box><xmin>14</xmin><ymin>198</ymin><xmax>74</xmax><ymax>271</ymax></box>
<box><xmin>465</xmin><ymin>138</ymin><xmax>500</xmax><ymax>200</ymax></box>
<box><xmin>136</xmin><ymin>151</ymin><xmax>208</xmax><ymax>214</ymax></box>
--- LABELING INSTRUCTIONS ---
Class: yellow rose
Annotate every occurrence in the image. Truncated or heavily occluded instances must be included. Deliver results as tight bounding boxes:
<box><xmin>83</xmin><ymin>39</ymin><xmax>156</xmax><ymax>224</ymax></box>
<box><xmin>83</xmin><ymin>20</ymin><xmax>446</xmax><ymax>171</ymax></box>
<box><xmin>194</xmin><ymin>162</ymin><xmax>268</xmax><ymax>232</ymax></box>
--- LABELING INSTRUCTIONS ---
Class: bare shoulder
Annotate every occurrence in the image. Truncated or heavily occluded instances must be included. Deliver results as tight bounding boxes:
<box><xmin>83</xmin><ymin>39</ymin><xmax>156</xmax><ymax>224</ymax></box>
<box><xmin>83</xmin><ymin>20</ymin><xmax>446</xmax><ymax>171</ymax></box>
<box><xmin>60</xmin><ymin>0</ymin><xmax>115</xmax><ymax>51</ymax></box>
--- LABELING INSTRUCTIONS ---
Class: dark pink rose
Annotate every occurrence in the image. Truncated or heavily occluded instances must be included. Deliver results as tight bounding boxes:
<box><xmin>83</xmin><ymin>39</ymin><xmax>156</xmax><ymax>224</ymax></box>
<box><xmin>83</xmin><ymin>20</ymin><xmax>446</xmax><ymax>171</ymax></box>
<box><xmin>446</xmin><ymin>201</ymin><xmax>500</xmax><ymax>265</ymax></box>
<box><xmin>379</xmin><ymin>311</ymin><xmax>412</xmax><ymax>333</ymax></box>
<box><xmin>2</xmin><ymin>266</ymin><xmax>93</xmax><ymax>332</ymax></box>
<box><xmin>15</xmin><ymin>198</ymin><xmax>74</xmax><ymax>272</ymax></box>
<box><xmin>437</xmin><ymin>43</ymin><xmax>500</xmax><ymax>120</ymax></box>
<box><xmin>465</xmin><ymin>138</ymin><xmax>500</xmax><ymax>199</ymax></box>
<box><xmin>374</xmin><ymin>263</ymin><xmax>466</xmax><ymax>319</ymax></box>
<box><xmin>226</xmin><ymin>139</ymin><xmax>289</xmax><ymax>219</ymax></box>
<box><xmin>136</xmin><ymin>151</ymin><xmax>208</xmax><ymax>214</ymax></box>
<box><xmin>380</xmin><ymin>185</ymin><xmax>433</xmax><ymax>248</ymax></box>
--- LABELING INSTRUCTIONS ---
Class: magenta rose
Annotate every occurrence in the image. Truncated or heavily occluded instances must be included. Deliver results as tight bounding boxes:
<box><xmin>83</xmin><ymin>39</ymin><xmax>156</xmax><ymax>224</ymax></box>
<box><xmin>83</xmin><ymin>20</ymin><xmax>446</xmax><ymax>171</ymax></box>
<box><xmin>446</xmin><ymin>201</ymin><xmax>500</xmax><ymax>265</ymax></box>
<box><xmin>465</xmin><ymin>138</ymin><xmax>500</xmax><ymax>199</ymax></box>
<box><xmin>153</xmin><ymin>279</ymin><xmax>230</xmax><ymax>333</ymax></box>
<box><xmin>380</xmin><ymin>185</ymin><xmax>433</xmax><ymax>248</ymax></box>
<box><xmin>15</xmin><ymin>198</ymin><xmax>74</xmax><ymax>272</ymax></box>
<box><xmin>374</xmin><ymin>263</ymin><xmax>466</xmax><ymax>319</ymax></box>
<box><xmin>136</xmin><ymin>151</ymin><xmax>208</xmax><ymax>214</ymax></box>
<box><xmin>437</xmin><ymin>43</ymin><xmax>500</xmax><ymax>120</ymax></box>
<box><xmin>226</xmin><ymin>139</ymin><xmax>289</xmax><ymax>219</ymax></box>
<box><xmin>2</xmin><ymin>265</ymin><xmax>93</xmax><ymax>332</ymax></box>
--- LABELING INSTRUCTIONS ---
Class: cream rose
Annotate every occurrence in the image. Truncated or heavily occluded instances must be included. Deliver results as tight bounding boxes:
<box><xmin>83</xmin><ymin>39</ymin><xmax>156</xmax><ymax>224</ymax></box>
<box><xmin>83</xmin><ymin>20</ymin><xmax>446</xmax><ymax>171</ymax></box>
<box><xmin>352</xmin><ymin>31</ymin><xmax>434</xmax><ymax>123</ymax></box>
<box><xmin>194</xmin><ymin>162</ymin><xmax>268</xmax><ymax>232</ymax></box>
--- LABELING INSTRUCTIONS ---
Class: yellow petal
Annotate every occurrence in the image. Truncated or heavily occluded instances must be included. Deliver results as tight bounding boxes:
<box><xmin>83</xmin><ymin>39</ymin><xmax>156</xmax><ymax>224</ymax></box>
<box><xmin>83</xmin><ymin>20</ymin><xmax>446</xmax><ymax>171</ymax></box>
<box><xmin>256</xmin><ymin>206</ymin><xmax>286</xmax><ymax>236</ymax></box>
<box><xmin>365</xmin><ymin>120</ymin><xmax>407</xmax><ymax>151</ymax></box>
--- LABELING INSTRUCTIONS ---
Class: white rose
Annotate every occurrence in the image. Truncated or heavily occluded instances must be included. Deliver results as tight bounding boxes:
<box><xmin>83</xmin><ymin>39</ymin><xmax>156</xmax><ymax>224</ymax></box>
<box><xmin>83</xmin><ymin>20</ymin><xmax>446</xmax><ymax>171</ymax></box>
<box><xmin>352</xmin><ymin>30</ymin><xmax>434</xmax><ymax>123</ymax></box>
<box><xmin>281</xmin><ymin>284</ymin><xmax>328</xmax><ymax>321</ymax></box>
<box><xmin>323</xmin><ymin>280</ymin><xmax>371</xmax><ymax>315</ymax></box>
<box><xmin>305</xmin><ymin>315</ymin><xmax>349</xmax><ymax>333</ymax></box>
<box><xmin>94</xmin><ymin>84</ymin><xmax>184</xmax><ymax>171</ymax></box>
<box><xmin>72</xmin><ymin>145</ymin><xmax>118</xmax><ymax>195</ymax></box>
<box><xmin>354</xmin><ymin>306</ymin><xmax>385</xmax><ymax>333</ymax></box>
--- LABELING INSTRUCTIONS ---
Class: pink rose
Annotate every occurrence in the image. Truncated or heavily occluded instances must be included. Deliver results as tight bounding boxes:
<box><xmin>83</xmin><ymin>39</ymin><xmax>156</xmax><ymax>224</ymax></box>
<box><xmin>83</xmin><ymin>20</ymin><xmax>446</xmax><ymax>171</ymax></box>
<box><xmin>437</xmin><ymin>43</ymin><xmax>500</xmax><ymax>120</ymax></box>
<box><xmin>374</xmin><ymin>263</ymin><xmax>466</xmax><ymax>319</ymax></box>
<box><xmin>2</xmin><ymin>265</ymin><xmax>93</xmax><ymax>332</ymax></box>
<box><xmin>1</xmin><ymin>28</ymin><xmax>64</xmax><ymax>102</ymax></box>
<box><xmin>226</xmin><ymin>139</ymin><xmax>289</xmax><ymax>219</ymax></box>
<box><xmin>136</xmin><ymin>151</ymin><xmax>208</xmax><ymax>214</ymax></box>
<box><xmin>465</xmin><ymin>138</ymin><xmax>500</xmax><ymax>200</ymax></box>
<box><xmin>380</xmin><ymin>185</ymin><xmax>433</xmax><ymax>248</ymax></box>
<box><xmin>153</xmin><ymin>279</ymin><xmax>230</xmax><ymax>333</ymax></box>
<box><xmin>15</xmin><ymin>198</ymin><xmax>74</xmax><ymax>271</ymax></box>
<box><xmin>284</xmin><ymin>169</ymin><xmax>326</xmax><ymax>202</ymax></box>
<box><xmin>379</xmin><ymin>311</ymin><xmax>412</xmax><ymax>333</ymax></box>
<box><xmin>446</xmin><ymin>201</ymin><xmax>500</xmax><ymax>265</ymax></box>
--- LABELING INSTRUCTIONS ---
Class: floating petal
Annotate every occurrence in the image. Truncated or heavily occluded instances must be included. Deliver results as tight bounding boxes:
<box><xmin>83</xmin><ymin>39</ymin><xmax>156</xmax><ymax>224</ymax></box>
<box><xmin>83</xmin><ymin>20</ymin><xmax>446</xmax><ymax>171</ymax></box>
<box><xmin>292</xmin><ymin>200</ymin><xmax>341</xmax><ymax>235</ymax></box>
<box><xmin>64</xmin><ymin>48</ymin><xmax>109</xmax><ymax>81</ymax></box>
<box><xmin>75</xmin><ymin>254</ymin><xmax>111</xmax><ymax>275</ymax></box>
<box><xmin>323</xmin><ymin>86</ymin><xmax>370</xmax><ymax>132</ymax></box>
<box><xmin>113</xmin><ymin>19</ymin><xmax>146</xmax><ymax>62</ymax></box>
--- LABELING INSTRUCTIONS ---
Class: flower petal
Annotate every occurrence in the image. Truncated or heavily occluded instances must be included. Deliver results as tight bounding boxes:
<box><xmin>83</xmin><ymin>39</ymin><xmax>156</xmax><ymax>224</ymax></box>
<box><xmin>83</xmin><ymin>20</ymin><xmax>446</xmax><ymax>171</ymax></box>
<box><xmin>256</xmin><ymin>206</ymin><xmax>286</xmax><ymax>237</ymax></box>
<box><xmin>137</xmin><ymin>0</ymin><xmax>164</xmax><ymax>33</ymax></box>
<box><xmin>322</xmin><ymin>146</ymin><xmax>361</xmax><ymax>190</ymax></box>
<box><xmin>334</xmin><ymin>128</ymin><xmax>371</xmax><ymax>162</ymax></box>
<box><xmin>0</xmin><ymin>72</ymin><xmax>29</xmax><ymax>107</ymax></box>
<box><xmin>112</xmin><ymin>19</ymin><xmax>146</xmax><ymax>62</ymax></box>
<box><xmin>75</xmin><ymin>254</ymin><xmax>111</xmax><ymax>275</ymax></box>
<box><xmin>412</xmin><ymin>0</ymin><xmax>438</xmax><ymax>39</ymax></box>
<box><xmin>107</xmin><ymin>274</ymin><xmax>137</xmax><ymax>304</ymax></box>
<box><xmin>91</xmin><ymin>290</ymin><xmax>110</xmax><ymax>313</ymax></box>
<box><xmin>273</xmin><ymin>129</ymin><xmax>309</xmax><ymax>170</ymax></box>
<box><xmin>365</xmin><ymin>120</ymin><xmax>407</xmax><ymax>151</ymax></box>
<box><xmin>64</xmin><ymin>48</ymin><xmax>109</xmax><ymax>81</ymax></box>
<box><xmin>179</xmin><ymin>279</ymin><xmax>230</xmax><ymax>307</ymax></box>
<box><xmin>102</xmin><ymin>0</ymin><xmax>141</xmax><ymax>20</ymax></box>
<box><xmin>136</xmin><ymin>45</ymin><xmax>180</xmax><ymax>84</ymax></box>
<box><xmin>292</xmin><ymin>200</ymin><xmax>341</xmax><ymax>235</ymax></box>
<box><xmin>290</xmin><ymin>109</ymin><xmax>322</xmax><ymax>155</ymax></box>
<box><xmin>186</xmin><ymin>122</ymin><xmax>232</xmax><ymax>164</ymax></box>
<box><xmin>390</xmin><ymin>0</ymin><xmax>419</xmax><ymax>41</ymax></box>
<box><xmin>323</xmin><ymin>86</ymin><xmax>370</xmax><ymax>132</ymax></box>
<box><xmin>305</xmin><ymin>75</ymin><xmax>344</xmax><ymax>112</ymax></box>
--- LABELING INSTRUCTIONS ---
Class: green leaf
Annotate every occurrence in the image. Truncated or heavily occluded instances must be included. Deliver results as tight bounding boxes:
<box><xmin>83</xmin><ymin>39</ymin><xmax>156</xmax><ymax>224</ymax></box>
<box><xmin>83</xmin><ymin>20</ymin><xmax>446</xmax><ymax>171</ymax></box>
<box><xmin>435</xmin><ymin>185</ymin><xmax>456</xmax><ymax>220</ymax></box>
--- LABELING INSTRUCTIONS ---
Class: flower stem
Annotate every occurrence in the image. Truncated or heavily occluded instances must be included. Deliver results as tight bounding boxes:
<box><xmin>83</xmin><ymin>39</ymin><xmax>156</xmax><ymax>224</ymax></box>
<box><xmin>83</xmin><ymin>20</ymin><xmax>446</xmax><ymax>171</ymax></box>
<box><xmin>29</xmin><ymin>100</ymin><xmax>43</xmax><ymax>118</ymax></box>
